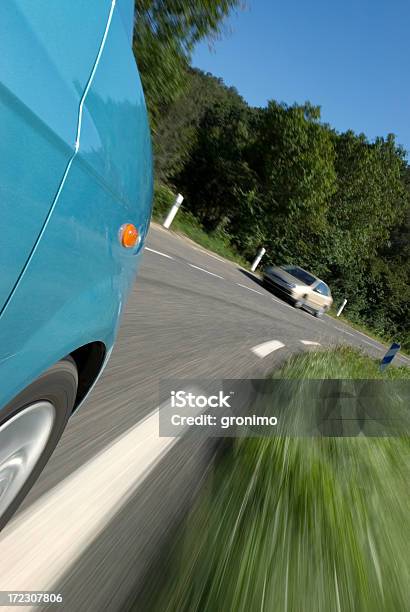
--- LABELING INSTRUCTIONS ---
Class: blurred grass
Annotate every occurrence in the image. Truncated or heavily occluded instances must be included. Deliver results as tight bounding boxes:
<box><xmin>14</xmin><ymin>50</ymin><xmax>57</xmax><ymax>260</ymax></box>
<box><xmin>276</xmin><ymin>344</ymin><xmax>409</xmax><ymax>380</ymax></box>
<box><xmin>141</xmin><ymin>348</ymin><xmax>410</xmax><ymax>612</ymax></box>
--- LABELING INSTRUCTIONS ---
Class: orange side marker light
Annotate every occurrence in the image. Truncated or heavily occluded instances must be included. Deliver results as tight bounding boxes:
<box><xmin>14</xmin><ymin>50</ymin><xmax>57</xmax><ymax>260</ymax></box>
<box><xmin>120</xmin><ymin>223</ymin><xmax>139</xmax><ymax>249</ymax></box>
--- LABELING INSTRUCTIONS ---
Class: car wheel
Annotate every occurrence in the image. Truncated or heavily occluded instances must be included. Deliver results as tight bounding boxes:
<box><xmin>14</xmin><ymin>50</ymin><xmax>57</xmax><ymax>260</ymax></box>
<box><xmin>0</xmin><ymin>357</ymin><xmax>78</xmax><ymax>531</ymax></box>
<box><xmin>314</xmin><ymin>308</ymin><xmax>325</xmax><ymax>318</ymax></box>
<box><xmin>293</xmin><ymin>300</ymin><xmax>303</xmax><ymax>309</ymax></box>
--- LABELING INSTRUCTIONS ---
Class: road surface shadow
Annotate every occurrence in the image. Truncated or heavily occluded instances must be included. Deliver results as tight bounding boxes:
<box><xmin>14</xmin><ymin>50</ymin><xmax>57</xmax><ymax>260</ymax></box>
<box><xmin>238</xmin><ymin>268</ymin><xmax>264</xmax><ymax>288</ymax></box>
<box><xmin>238</xmin><ymin>269</ymin><xmax>295</xmax><ymax>306</ymax></box>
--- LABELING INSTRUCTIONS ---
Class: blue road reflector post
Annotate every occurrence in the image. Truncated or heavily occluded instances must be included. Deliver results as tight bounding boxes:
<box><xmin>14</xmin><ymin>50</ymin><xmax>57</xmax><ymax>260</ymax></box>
<box><xmin>380</xmin><ymin>342</ymin><xmax>401</xmax><ymax>372</ymax></box>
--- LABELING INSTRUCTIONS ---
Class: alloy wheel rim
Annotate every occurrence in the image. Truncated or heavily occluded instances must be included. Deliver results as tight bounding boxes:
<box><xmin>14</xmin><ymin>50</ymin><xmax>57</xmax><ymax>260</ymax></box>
<box><xmin>0</xmin><ymin>401</ymin><xmax>55</xmax><ymax>520</ymax></box>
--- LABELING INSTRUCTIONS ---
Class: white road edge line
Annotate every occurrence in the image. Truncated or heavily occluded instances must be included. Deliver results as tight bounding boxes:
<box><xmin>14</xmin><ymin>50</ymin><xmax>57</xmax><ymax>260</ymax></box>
<box><xmin>271</xmin><ymin>296</ymin><xmax>296</xmax><ymax>311</ymax></box>
<box><xmin>301</xmin><ymin>340</ymin><xmax>321</xmax><ymax>346</ymax></box>
<box><xmin>188</xmin><ymin>264</ymin><xmax>224</xmax><ymax>279</ymax></box>
<box><xmin>363</xmin><ymin>340</ymin><xmax>381</xmax><ymax>349</ymax></box>
<box><xmin>192</xmin><ymin>247</ymin><xmax>226</xmax><ymax>263</ymax></box>
<box><xmin>271</xmin><ymin>296</ymin><xmax>298</xmax><ymax>312</ymax></box>
<box><xmin>145</xmin><ymin>247</ymin><xmax>174</xmax><ymax>259</ymax></box>
<box><xmin>237</xmin><ymin>283</ymin><xmax>263</xmax><ymax>295</ymax></box>
<box><xmin>338</xmin><ymin>328</ymin><xmax>409</xmax><ymax>361</ymax></box>
<box><xmin>251</xmin><ymin>340</ymin><xmax>285</xmax><ymax>358</ymax></box>
<box><xmin>0</xmin><ymin>392</ymin><xmax>203</xmax><ymax>595</ymax></box>
<box><xmin>344</xmin><ymin>326</ymin><xmax>384</xmax><ymax>346</ymax></box>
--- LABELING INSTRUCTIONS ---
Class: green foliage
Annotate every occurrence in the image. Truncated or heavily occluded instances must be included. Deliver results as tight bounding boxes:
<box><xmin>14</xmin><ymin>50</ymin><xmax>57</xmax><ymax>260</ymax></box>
<box><xmin>154</xmin><ymin>69</ymin><xmax>241</xmax><ymax>182</ymax></box>
<box><xmin>152</xmin><ymin>182</ymin><xmax>175</xmax><ymax>218</ymax></box>
<box><xmin>244</xmin><ymin>101</ymin><xmax>337</xmax><ymax>267</ymax></box>
<box><xmin>133</xmin><ymin>26</ymin><xmax>188</xmax><ymax>131</ymax></box>
<box><xmin>133</xmin><ymin>0</ymin><xmax>241</xmax><ymax>130</ymax></box>
<box><xmin>176</xmin><ymin>86</ymin><xmax>255</xmax><ymax>233</ymax></box>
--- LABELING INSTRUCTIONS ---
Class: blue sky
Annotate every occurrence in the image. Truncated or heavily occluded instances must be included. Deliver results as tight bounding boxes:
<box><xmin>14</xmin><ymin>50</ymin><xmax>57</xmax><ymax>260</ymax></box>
<box><xmin>192</xmin><ymin>0</ymin><xmax>409</xmax><ymax>155</ymax></box>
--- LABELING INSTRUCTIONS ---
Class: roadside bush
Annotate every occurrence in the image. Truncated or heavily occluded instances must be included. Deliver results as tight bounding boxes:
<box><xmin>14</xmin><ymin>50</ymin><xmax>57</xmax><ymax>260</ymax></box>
<box><xmin>152</xmin><ymin>182</ymin><xmax>175</xmax><ymax>220</ymax></box>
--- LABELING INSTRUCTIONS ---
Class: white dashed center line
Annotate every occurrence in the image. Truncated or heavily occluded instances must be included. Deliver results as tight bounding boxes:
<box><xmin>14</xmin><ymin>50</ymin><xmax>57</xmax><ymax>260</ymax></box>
<box><xmin>237</xmin><ymin>283</ymin><xmax>263</xmax><ymax>295</ymax></box>
<box><xmin>251</xmin><ymin>340</ymin><xmax>285</xmax><ymax>358</ymax></box>
<box><xmin>301</xmin><ymin>340</ymin><xmax>321</xmax><ymax>346</ymax></box>
<box><xmin>188</xmin><ymin>264</ymin><xmax>225</xmax><ymax>279</ymax></box>
<box><xmin>145</xmin><ymin>247</ymin><xmax>174</xmax><ymax>259</ymax></box>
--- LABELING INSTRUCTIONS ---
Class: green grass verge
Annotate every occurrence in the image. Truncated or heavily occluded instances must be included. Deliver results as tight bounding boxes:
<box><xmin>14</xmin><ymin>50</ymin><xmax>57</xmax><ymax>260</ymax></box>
<box><xmin>276</xmin><ymin>344</ymin><xmax>409</xmax><ymax>380</ymax></box>
<box><xmin>169</xmin><ymin>210</ymin><xmax>249</xmax><ymax>268</ymax></box>
<box><xmin>142</xmin><ymin>348</ymin><xmax>410</xmax><ymax>612</ymax></box>
<box><xmin>152</xmin><ymin>183</ymin><xmax>249</xmax><ymax>267</ymax></box>
<box><xmin>326</xmin><ymin>310</ymin><xmax>410</xmax><ymax>357</ymax></box>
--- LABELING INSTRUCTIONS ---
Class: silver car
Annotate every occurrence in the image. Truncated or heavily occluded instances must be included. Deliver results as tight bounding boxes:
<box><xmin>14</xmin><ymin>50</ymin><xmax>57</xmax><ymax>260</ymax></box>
<box><xmin>263</xmin><ymin>265</ymin><xmax>333</xmax><ymax>317</ymax></box>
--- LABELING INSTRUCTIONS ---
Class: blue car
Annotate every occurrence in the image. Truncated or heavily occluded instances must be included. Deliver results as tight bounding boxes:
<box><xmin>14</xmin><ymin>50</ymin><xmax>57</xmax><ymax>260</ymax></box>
<box><xmin>0</xmin><ymin>1</ymin><xmax>153</xmax><ymax>530</ymax></box>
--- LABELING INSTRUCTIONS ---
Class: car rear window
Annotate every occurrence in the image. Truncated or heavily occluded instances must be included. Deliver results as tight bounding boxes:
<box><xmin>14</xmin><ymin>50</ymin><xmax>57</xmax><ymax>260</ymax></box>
<box><xmin>282</xmin><ymin>266</ymin><xmax>316</xmax><ymax>285</ymax></box>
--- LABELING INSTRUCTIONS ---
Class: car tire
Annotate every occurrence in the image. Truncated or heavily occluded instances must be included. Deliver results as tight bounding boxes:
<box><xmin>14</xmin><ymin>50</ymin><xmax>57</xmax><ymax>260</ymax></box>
<box><xmin>314</xmin><ymin>308</ymin><xmax>325</xmax><ymax>318</ymax></box>
<box><xmin>293</xmin><ymin>300</ymin><xmax>303</xmax><ymax>309</ymax></box>
<box><xmin>0</xmin><ymin>357</ymin><xmax>78</xmax><ymax>532</ymax></box>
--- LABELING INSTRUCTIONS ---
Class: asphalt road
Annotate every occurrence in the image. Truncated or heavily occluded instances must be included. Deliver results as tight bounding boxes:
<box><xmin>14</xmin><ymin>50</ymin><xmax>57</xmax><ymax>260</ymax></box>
<box><xmin>0</xmin><ymin>222</ymin><xmax>408</xmax><ymax>611</ymax></box>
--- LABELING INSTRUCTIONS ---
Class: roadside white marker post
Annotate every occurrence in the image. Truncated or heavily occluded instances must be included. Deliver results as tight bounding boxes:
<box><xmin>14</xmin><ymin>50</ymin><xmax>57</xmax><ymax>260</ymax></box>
<box><xmin>163</xmin><ymin>193</ymin><xmax>184</xmax><ymax>229</ymax></box>
<box><xmin>380</xmin><ymin>342</ymin><xmax>401</xmax><ymax>372</ymax></box>
<box><xmin>336</xmin><ymin>298</ymin><xmax>347</xmax><ymax>317</ymax></box>
<box><xmin>251</xmin><ymin>247</ymin><xmax>266</xmax><ymax>272</ymax></box>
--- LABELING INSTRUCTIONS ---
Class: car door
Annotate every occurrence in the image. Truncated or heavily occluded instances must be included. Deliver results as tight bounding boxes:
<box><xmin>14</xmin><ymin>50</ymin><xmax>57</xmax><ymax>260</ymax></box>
<box><xmin>0</xmin><ymin>1</ymin><xmax>114</xmax><ymax>312</ymax></box>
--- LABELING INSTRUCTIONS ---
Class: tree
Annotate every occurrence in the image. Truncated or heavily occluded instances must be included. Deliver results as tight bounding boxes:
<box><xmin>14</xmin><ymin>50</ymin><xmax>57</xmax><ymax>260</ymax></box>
<box><xmin>133</xmin><ymin>0</ymin><xmax>241</xmax><ymax>130</ymax></box>
<box><xmin>325</xmin><ymin>132</ymin><xmax>409</xmax><ymax>326</ymax></box>
<box><xmin>154</xmin><ymin>69</ymin><xmax>237</xmax><ymax>182</ymax></box>
<box><xmin>175</xmin><ymin>80</ymin><xmax>255</xmax><ymax>233</ymax></box>
<box><xmin>246</xmin><ymin>101</ymin><xmax>337</xmax><ymax>269</ymax></box>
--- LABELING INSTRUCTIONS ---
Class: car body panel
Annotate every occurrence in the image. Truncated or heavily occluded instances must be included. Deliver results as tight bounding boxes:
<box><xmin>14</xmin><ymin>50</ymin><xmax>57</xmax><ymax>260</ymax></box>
<box><xmin>0</xmin><ymin>1</ymin><xmax>153</xmax><ymax>411</ymax></box>
<box><xmin>263</xmin><ymin>266</ymin><xmax>333</xmax><ymax>314</ymax></box>
<box><xmin>78</xmin><ymin>7</ymin><xmax>152</xmax><ymax>223</ymax></box>
<box><xmin>117</xmin><ymin>0</ymin><xmax>135</xmax><ymax>44</ymax></box>
<box><xmin>0</xmin><ymin>1</ymin><xmax>113</xmax><ymax>310</ymax></box>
